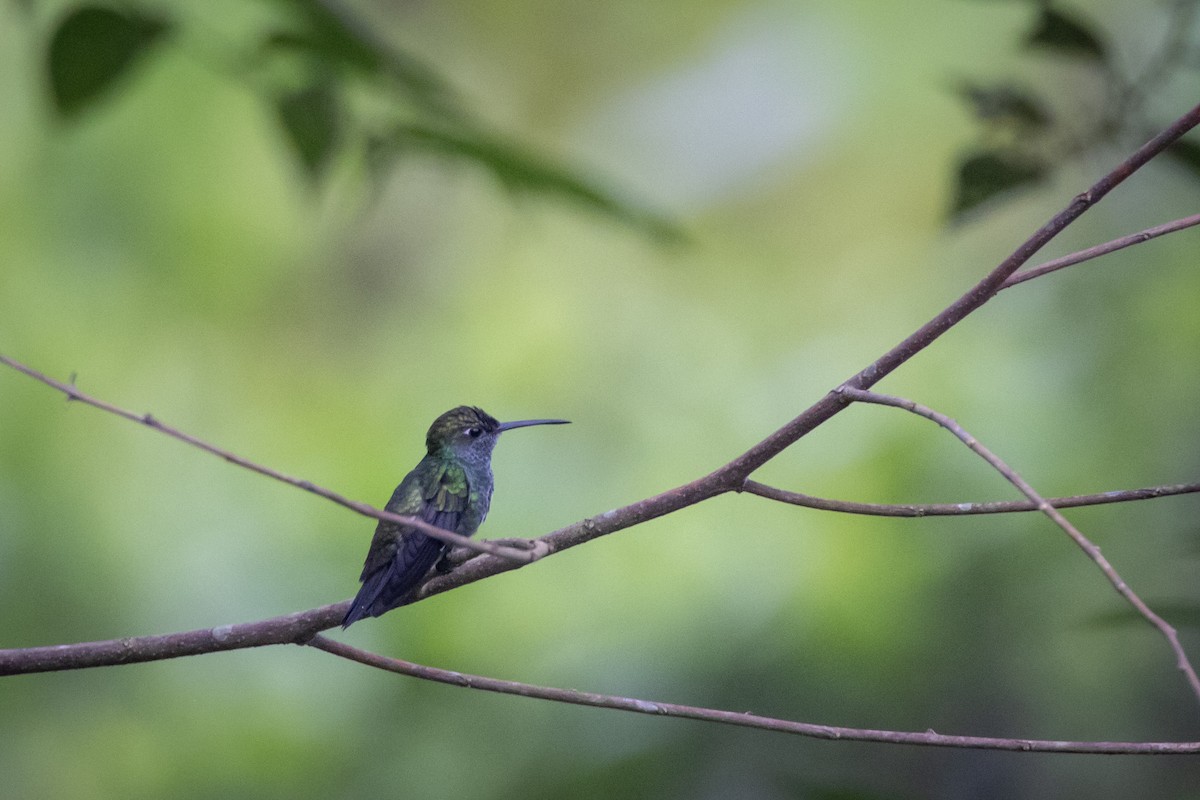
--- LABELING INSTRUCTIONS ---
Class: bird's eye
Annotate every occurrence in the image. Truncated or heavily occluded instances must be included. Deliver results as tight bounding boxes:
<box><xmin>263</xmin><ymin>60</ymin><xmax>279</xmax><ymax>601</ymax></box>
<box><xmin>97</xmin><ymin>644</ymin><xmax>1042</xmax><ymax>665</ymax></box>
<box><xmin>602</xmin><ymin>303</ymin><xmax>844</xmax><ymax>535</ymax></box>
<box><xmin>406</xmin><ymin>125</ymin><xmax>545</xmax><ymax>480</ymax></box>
<box><xmin>465</xmin><ymin>427</ymin><xmax>482</xmax><ymax>438</ymax></box>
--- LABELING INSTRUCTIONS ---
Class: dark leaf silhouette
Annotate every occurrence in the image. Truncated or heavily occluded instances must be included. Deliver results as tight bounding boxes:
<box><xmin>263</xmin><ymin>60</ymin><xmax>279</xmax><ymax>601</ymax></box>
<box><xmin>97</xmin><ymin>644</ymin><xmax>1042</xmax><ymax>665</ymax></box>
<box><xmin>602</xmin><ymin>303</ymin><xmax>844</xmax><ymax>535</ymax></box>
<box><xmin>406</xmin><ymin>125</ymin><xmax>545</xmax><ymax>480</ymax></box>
<box><xmin>1164</xmin><ymin>138</ymin><xmax>1200</xmax><ymax>180</ymax></box>
<box><xmin>47</xmin><ymin>5</ymin><xmax>169</xmax><ymax>116</ymax></box>
<box><xmin>1024</xmin><ymin>7</ymin><xmax>1108</xmax><ymax>62</ymax></box>
<box><xmin>382</xmin><ymin>124</ymin><xmax>682</xmax><ymax>240</ymax></box>
<box><xmin>958</xmin><ymin>82</ymin><xmax>1052</xmax><ymax>130</ymax></box>
<box><xmin>952</xmin><ymin>150</ymin><xmax>1046</xmax><ymax>216</ymax></box>
<box><xmin>263</xmin><ymin>0</ymin><xmax>458</xmax><ymax>118</ymax></box>
<box><xmin>277</xmin><ymin>80</ymin><xmax>341</xmax><ymax>177</ymax></box>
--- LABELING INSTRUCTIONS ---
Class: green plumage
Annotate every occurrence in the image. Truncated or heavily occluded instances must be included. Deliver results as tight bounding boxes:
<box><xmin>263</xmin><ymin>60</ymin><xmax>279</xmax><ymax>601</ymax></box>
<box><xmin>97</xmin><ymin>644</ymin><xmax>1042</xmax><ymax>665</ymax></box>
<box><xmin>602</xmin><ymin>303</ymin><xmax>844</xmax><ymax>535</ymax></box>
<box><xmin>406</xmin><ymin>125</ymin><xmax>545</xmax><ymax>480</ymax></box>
<box><xmin>342</xmin><ymin>406</ymin><xmax>568</xmax><ymax>627</ymax></box>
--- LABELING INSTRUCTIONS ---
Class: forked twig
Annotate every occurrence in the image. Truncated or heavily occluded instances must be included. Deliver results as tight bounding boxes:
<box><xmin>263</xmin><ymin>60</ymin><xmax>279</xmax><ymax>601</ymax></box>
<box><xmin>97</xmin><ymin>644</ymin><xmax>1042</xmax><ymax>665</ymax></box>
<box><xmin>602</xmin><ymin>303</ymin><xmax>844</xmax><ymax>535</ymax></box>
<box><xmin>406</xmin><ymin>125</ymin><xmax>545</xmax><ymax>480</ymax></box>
<box><xmin>306</xmin><ymin>634</ymin><xmax>1200</xmax><ymax>754</ymax></box>
<box><xmin>741</xmin><ymin>479</ymin><xmax>1200</xmax><ymax>516</ymax></box>
<box><xmin>836</xmin><ymin>385</ymin><xmax>1200</xmax><ymax>704</ymax></box>
<box><xmin>1003</xmin><ymin>213</ymin><xmax>1200</xmax><ymax>288</ymax></box>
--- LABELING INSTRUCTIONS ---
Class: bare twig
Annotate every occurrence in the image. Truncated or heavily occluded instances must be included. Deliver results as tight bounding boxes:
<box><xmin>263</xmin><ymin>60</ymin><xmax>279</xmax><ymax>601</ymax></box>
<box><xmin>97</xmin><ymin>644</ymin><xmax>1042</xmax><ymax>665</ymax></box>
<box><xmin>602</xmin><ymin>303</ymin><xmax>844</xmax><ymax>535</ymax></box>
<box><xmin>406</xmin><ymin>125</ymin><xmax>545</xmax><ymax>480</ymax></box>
<box><xmin>3</xmin><ymin>619</ymin><xmax>1197</xmax><ymax>752</ymax></box>
<box><xmin>306</xmin><ymin>635</ymin><xmax>1200</xmax><ymax>754</ymax></box>
<box><xmin>0</xmin><ymin>354</ymin><xmax>543</xmax><ymax>564</ymax></box>
<box><xmin>1003</xmin><ymin>213</ymin><xmax>1200</xmax><ymax>288</ymax></box>
<box><xmin>836</xmin><ymin>385</ymin><xmax>1200</xmax><ymax>705</ymax></box>
<box><xmin>0</xmin><ymin>606</ymin><xmax>345</xmax><ymax>674</ymax></box>
<box><xmin>742</xmin><ymin>479</ymin><xmax>1200</xmax><ymax>516</ymax></box>
<box><xmin>711</xmin><ymin>103</ymin><xmax>1200</xmax><ymax>483</ymax></box>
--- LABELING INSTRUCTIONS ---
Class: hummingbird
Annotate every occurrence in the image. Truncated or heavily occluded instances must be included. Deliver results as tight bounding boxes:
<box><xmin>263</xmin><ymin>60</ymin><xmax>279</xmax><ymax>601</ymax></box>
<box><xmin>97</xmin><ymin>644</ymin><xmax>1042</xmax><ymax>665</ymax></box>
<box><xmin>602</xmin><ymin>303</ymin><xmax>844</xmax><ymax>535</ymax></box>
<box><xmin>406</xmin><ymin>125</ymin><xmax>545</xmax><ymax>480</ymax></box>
<box><xmin>342</xmin><ymin>406</ymin><xmax>569</xmax><ymax>628</ymax></box>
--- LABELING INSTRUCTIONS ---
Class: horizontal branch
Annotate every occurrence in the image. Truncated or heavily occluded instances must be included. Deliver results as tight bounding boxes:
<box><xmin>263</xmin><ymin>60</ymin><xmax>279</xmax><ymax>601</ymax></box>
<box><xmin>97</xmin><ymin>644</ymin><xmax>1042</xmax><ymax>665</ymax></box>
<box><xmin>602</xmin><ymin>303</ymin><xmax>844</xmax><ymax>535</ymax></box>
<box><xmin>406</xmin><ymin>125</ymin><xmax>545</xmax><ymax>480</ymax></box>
<box><xmin>0</xmin><ymin>354</ymin><xmax>543</xmax><ymax>565</ymax></box>
<box><xmin>741</xmin><ymin>479</ymin><xmax>1200</xmax><ymax>516</ymax></box>
<box><xmin>836</xmin><ymin>386</ymin><xmax>1200</xmax><ymax>706</ymax></box>
<box><xmin>7</xmin><ymin>613</ymin><xmax>1196</xmax><ymax>753</ymax></box>
<box><xmin>307</xmin><ymin>635</ymin><xmax>1200</xmax><ymax>754</ymax></box>
<box><xmin>0</xmin><ymin>604</ymin><xmax>345</xmax><ymax>674</ymax></box>
<box><xmin>1003</xmin><ymin>213</ymin><xmax>1200</xmax><ymax>288</ymax></box>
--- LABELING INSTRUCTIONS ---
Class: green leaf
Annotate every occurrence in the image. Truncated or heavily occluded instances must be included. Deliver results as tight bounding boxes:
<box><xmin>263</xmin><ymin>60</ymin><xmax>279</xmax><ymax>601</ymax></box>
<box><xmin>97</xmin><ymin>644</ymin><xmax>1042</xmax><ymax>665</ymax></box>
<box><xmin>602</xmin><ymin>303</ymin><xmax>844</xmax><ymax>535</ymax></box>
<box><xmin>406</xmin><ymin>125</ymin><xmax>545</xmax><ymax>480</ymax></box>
<box><xmin>382</xmin><ymin>124</ymin><xmax>682</xmax><ymax>241</ymax></box>
<box><xmin>957</xmin><ymin>82</ymin><xmax>1052</xmax><ymax>130</ymax></box>
<box><xmin>1164</xmin><ymin>139</ymin><xmax>1200</xmax><ymax>180</ymax></box>
<box><xmin>1024</xmin><ymin>7</ymin><xmax>1107</xmax><ymax>62</ymax></box>
<box><xmin>276</xmin><ymin>81</ymin><xmax>341</xmax><ymax>177</ymax></box>
<box><xmin>951</xmin><ymin>150</ymin><xmax>1046</xmax><ymax>217</ymax></box>
<box><xmin>47</xmin><ymin>5</ymin><xmax>169</xmax><ymax>117</ymax></box>
<box><xmin>262</xmin><ymin>1</ymin><xmax>677</xmax><ymax>238</ymax></box>
<box><xmin>263</xmin><ymin>0</ymin><xmax>459</xmax><ymax>118</ymax></box>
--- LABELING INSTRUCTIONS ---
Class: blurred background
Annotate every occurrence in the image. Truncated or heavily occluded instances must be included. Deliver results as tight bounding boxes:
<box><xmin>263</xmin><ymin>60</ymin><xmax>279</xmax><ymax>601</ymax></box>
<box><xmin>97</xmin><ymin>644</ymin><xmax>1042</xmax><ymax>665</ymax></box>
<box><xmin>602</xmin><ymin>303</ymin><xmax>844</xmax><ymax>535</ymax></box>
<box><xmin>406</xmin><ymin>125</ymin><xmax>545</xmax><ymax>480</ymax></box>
<box><xmin>2</xmin><ymin>0</ymin><xmax>1200</xmax><ymax>797</ymax></box>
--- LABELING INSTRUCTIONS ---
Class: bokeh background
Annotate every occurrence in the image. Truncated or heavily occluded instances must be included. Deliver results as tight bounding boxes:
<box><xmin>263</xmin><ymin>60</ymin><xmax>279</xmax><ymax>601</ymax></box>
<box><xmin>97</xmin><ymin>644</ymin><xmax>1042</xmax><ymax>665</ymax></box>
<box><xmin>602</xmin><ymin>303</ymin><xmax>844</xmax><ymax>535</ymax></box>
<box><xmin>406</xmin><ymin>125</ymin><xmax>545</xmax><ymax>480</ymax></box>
<box><xmin>3</xmin><ymin>1</ymin><xmax>1200</xmax><ymax>797</ymax></box>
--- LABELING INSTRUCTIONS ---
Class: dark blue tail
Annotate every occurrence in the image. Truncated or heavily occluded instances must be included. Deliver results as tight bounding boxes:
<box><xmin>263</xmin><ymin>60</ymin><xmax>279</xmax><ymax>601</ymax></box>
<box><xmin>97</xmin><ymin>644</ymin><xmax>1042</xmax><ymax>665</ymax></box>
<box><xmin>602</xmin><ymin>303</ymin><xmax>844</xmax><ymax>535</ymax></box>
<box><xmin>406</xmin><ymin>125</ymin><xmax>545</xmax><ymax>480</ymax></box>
<box><xmin>341</xmin><ymin>534</ymin><xmax>446</xmax><ymax>628</ymax></box>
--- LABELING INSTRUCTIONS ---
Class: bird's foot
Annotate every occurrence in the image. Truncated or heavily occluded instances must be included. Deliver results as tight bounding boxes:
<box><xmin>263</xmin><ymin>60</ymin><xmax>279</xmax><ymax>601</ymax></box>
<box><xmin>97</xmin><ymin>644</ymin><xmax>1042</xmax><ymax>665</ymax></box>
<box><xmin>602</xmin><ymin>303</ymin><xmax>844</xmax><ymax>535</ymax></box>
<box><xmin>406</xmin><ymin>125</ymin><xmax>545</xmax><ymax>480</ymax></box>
<box><xmin>488</xmin><ymin>537</ymin><xmax>534</xmax><ymax>550</ymax></box>
<box><xmin>487</xmin><ymin>537</ymin><xmax>551</xmax><ymax>562</ymax></box>
<box><xmin>443</xmin><ymin>538</ymin><xmax>550</xmax><ymax>570</ymax></box>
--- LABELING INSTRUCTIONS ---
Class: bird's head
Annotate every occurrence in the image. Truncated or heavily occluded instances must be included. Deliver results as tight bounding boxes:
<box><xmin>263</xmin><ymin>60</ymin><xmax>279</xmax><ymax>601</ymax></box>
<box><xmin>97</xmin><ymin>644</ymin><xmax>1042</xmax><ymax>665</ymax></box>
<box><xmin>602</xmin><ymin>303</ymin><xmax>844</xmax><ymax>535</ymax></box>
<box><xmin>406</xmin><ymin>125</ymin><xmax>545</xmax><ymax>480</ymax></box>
<box><xmin>425</xmin><ymin>406</ymin><xmax>569</xmax><ymax>463</ymax></box>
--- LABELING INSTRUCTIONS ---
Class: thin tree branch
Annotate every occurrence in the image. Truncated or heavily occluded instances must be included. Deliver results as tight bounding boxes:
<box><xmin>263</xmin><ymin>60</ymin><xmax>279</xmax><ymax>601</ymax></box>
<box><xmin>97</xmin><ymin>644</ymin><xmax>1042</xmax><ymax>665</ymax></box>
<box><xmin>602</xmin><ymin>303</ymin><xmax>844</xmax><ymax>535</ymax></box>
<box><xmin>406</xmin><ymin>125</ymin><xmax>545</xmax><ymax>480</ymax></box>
<box><xmin>711</xmin><ymin>103</ymin><xmax>1200</xmax><ymax>483</ymax></box>
<box><xmin>1002</xmin><ymin>213</ymin><xmax>1200</xmax><ymax>288</ymax></box>
<box><xmin>0</xmin><ymin>605</ymin><xmax>345</xmax><ymax>674</ymax></box>
<box><xmin>305</xmin><ymin>635</ymin><xmax>1200</xmax><ymax>754</ymax></box>
<box><xmin>741</xmin><ymin>479</ymin><xmax>1200</xmax><ymax>516</ymax></box>
<box><xmin>5</xmin><ymin>619</ymin><xmax>1198</xmax><ymax>753</ymax></box>
<box><xmin>836</xmin><ymin>385</ymin><xmax>1200</xmax><ymax>706</ymax></box>
<box><xmin>397</xmin><ymin>103</ymin><xmax>1200</xmax><ymax>604</ymax></box>
<box><xmin>0</xmin><ymin>354</ymin><xmax>545</xmax><ymax>565</ymax></box>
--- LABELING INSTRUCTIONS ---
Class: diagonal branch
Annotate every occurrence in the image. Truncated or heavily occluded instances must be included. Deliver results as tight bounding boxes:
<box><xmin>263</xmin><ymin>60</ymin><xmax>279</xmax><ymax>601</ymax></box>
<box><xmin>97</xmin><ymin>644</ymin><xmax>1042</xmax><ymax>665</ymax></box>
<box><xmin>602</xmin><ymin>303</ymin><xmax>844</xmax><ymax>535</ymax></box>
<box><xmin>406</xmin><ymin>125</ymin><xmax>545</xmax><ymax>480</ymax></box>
<box><xmin>742</xmin><ymin>479</ymin><xmax>1200</xmax><ymax>516</ymax></box>
<box><xmin>305</xmin><ymin>635</ymin><xmax>1200</xmax><ymax>754</ymax></box>
<box><xmin>0</xmin><ymin>354</ymin><xmax>544</xmax><ymax>565</ymax></box>
<box><xmin>406</xmin><ymin>101</ymin><xmax>1200</xmax><ymax>600</ymax></box>
<box><xmin>712</xmin><ymin>103</ymin><xmax>1200</xmax><ymax>483</ymax></box>
<box><xmin>835</xmin><ymin>385</ymin><xmax>1200</xmax><ymax>706</ymax></box>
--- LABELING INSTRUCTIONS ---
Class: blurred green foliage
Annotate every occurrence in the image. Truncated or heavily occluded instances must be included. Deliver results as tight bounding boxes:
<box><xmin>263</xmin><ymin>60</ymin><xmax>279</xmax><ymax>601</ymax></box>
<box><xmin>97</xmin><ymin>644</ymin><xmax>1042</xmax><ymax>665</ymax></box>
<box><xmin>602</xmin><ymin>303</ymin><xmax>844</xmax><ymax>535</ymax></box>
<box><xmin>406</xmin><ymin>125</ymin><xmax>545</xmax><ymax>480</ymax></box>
<box><xmin>42</xmin><ymin>0</ymin><xmax>675</xmax><ymax>232</ymax></box>
<box><xmin>952</xmin><ymin>0</ymin><xmax>1200</xmax><ymax>216</ymax></box>
<box><xmin>47</xmin><ymin>5</ymin><xmax>170</xmax><ymax>116</ymax></box>
<box><xmin>2</xmin><ymin>1</ymin><xmax>1200</xmax><ymax>798</ymax></box>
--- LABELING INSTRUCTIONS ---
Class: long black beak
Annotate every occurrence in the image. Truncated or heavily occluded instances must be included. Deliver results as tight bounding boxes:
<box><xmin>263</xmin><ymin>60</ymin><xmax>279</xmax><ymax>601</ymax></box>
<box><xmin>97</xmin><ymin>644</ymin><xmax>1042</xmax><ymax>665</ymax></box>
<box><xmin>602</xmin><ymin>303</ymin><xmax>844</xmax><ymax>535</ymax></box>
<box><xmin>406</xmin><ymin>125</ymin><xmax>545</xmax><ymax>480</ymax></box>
<box><xmin>496</xmin><ymin>418</ymin><xmax>570</xmax><ymax>433</ymax></box>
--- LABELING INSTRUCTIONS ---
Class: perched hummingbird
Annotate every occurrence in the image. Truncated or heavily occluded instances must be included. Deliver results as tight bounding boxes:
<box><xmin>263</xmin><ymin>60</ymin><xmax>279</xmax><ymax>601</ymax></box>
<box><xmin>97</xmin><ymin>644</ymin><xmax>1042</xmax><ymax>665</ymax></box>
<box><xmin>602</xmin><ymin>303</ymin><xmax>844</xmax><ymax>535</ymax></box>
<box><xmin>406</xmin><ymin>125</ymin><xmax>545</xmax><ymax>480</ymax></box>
<box><xmin>342</xmin><ymin>406</ymin><xmax>569</xmax><ymax>628</ymax></box>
